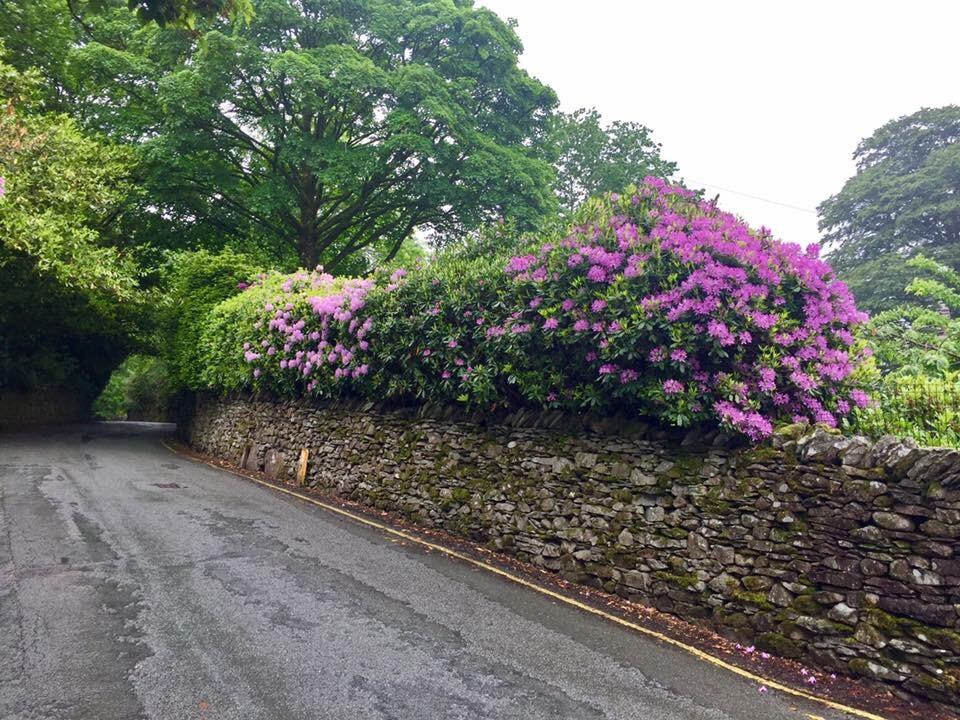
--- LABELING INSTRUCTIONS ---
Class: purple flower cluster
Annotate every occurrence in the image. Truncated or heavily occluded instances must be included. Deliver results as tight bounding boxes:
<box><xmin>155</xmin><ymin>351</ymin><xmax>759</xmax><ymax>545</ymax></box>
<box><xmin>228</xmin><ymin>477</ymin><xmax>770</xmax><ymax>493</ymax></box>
<box><xmin>502</xmin><ymin>177</ymin><xmax>870</xmax><ymax>439</ymax></box>
<box><xmin>242</xmin><ymin>268</ymin><xmax>384</xmax><ymax>392</ymax></box>
<box><xmin>232</xmin><ymin>178</ymin><xmax>869</xmax><ymax>442</ymax></box>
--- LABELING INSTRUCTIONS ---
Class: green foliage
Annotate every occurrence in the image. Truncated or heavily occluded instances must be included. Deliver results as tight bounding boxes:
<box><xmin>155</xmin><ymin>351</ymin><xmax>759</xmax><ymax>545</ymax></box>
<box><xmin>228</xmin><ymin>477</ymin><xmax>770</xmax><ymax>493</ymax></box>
<box><xmin>830</xmin><ymin>244</ymin><xmax>960</xmax><ymax>319</ymax></box>
<box><xmin>847</xmin><ymin>373</ymin><xmax>960</xmax><ymax>449</ymax></box>
<box><xmin>197</xmin><ymin>272</ymin><xmax>335</xmax><ymax>391</ymax></box>
<box><xmin>819</xmin><ymin>106</ymin><xmax>960</xmax><ymax>313</ymax></box>
<box><xmin>850</xmin><ymin>255</ymin><xmax>960</xmax><ymax>448</ymax></box>
<box><xmin>193</xmin><ymin>180</ymin><xmax>871</xmax><ymax>441</ymax></box>
<box><xmin>93</xmin><ymin>354</ymin><xmax>174</xmax><ymax>420</ymax></box>
<box><xmin>0</xmin><ymin>56</ymin><xmax>139</xmax><ymax>305</ymax></box>
<box><xmin>545</xmin><ymin>108</ymin><xmax>677</xmax><ymax>212</ymax></box>
<box><xmin>365</xmin><ymin>228</ymin><xmax>519</xmax><ymax>406</ymax></box>
<box><xmin>165</xmin><ymin>249</ymin><xmax>263</xmax><ymax>389</ymax></box>
<box><xmin>5</xmin><ymin>2</ymin><xmax>233</xmax><ymax>263</ymax></box>
<box><xmin>93</xmin><ymin>363</ymin><xmax>127</xmax><ymax>418</ymax></box>
<box><xmin>373</xmin><ymin>238</ymin><xmax>429</xmax><ymax>275</ymax></box>
<box><xmin>57</xmin><ymin>0</ymin><xmax>558</xmax><ymax>271</ymax></box>
<box><xmin>0</xmin><ymin>50</ymin><xmax>146</xmax><ymax>399</ymax></box>
<box><xmin>0</xmin><ymin>0</ymin><xmax>78</xmax><ymax>109</ymax></box>
<box><xmin>198</xmin><ymin>293</ymin><xmax>268</xmax><ymax>392</ymax></box>
<box><xmin>865</xmin><ymin>255</ymin><xmax>960</xmax><ymax>376</ymax></box>
<box><xmin>0</xmin><ymin>0</ymin><xmax>559</xmax><ymax>411</ymax></box>
<box><xmin>124</xmin><ymin>0</ymin><xmax>253</xmax><ymax>27</ymax></box>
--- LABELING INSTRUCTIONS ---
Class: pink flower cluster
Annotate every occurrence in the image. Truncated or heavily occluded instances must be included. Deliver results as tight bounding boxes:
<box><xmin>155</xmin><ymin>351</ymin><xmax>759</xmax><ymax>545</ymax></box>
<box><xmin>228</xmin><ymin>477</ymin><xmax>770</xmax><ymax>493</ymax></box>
<box><xmin>234</xmin><ymin>178</ymin><xmax>870</xmax><ymax>442</ymax></box>
<box><xmin>502</xmin><ymin>177</ymin><xmax>870</xmax><ymax>439</ymax></box>
<box><xmin>243</xmin><ymin>268</ymin><xmax>384</xmax><ymax>392</ymax></box>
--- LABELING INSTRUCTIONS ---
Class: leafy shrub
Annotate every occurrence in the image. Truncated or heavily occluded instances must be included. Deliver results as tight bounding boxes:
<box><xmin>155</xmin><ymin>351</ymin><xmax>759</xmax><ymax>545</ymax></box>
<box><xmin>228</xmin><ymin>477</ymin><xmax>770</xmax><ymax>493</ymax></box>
<box><xmin>864</xmin><ymin>255</ymin><xmax>960</xmax><ymax>376</ymax></box>
<box><xmin>200</xmin><ymin>178</ymin><xmax>871</xmax><ymax>441</ymax></box>
<box><xmin>847</xmin><ymin>373</ymin><xmax>960</xmax><ymax>448</ymax></box>
<box><xmin>196</xmin><ymin>272</ymin><xmax>342</xmax><ymax>392</ymax></box>
<box><xmin>165</xmin><ymin>249</ymin><xmax>263</xmax><ymax>390</ymax></box>
<box><xmin>845</xmin><ymin>256</ymin><xmax>960</xmax><ymax>448</ymax></box>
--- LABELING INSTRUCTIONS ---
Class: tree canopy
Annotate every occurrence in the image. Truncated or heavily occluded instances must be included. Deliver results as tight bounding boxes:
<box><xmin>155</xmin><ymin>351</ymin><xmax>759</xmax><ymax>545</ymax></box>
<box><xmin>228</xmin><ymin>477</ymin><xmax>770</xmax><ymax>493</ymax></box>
<box><xmin>546</xmin><ymin>108</ymin><xmax>677</xmax><ymax>212</ymax></box>
<box><xmin>61</xmin><ymin>0</ymin><xmax>558</xmax><ymax>272</ymax></box>
<box><xmin>123</xmin><ymin>0</ymin><xmax>253</xmax><ymax>27</ymax></box>
<box><xmin>819</xmin><ymin>105</ymin><xmax>960</xmax><ymax>313</ymax></box>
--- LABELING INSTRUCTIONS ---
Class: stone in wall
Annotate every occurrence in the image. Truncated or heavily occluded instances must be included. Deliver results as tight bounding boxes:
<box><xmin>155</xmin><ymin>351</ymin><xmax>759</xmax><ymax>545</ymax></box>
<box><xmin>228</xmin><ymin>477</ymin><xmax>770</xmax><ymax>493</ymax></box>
<box><xmin>189</xmin><ymin>393</ymin><xmax>960</xmax><ymax>704</ymax></box>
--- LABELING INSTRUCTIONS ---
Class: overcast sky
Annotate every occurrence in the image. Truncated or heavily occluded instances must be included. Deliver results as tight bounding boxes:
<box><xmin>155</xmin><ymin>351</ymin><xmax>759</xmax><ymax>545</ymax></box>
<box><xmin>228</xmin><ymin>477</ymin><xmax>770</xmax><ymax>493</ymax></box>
<box><xmin>480</xmin><ymin>0</ymin><xmax>959</xmax><ymax>247</ymax></box>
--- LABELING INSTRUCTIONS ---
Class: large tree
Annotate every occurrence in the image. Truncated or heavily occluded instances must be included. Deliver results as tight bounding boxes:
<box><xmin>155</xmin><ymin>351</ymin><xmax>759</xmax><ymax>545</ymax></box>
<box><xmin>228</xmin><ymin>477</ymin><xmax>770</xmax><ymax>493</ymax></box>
<box><xmin>63</xmin><ymin>0</ymin><xmax>558</xmax><ymax>271</ymax></box>
<box><xmin>545</xmin><ymin>107</ymin><xmax>676</xmax><ymax>212</ymax></box>
<box><xmin>819</xmin><ymin>106</ymin><xmax>960</xmax><ymax>313</ymax></box>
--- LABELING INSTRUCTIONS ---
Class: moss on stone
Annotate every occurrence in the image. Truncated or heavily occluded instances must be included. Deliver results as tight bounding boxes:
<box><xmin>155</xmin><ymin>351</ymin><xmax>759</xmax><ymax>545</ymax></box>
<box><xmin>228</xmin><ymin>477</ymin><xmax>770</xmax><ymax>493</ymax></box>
<box><xmin>664</xmin><ymin>454</ymin><xmax>706</xmax><ymax>484</ymax></box>
<box><xmin>741</xmin><ymin>446</ymin><xmax>782</xmax><ymax>463</ymax></box>
<box><xmin>774</xmin><ymin>423</ymin><xmax>807</xmax><ymax>440</ymax></box>
<box><xmin>913</xmin><ymin>670</ymin><xmax>958</xmax><ymax>694</ymax></box>
<box><xmin>611</xmin><ymin>488</ymin><xmax>633</xmax><ymax>503</ymax></box>
<box><xmin>654</xmin><ymin>571</ymin><xmax>699</xmax><ymax>590</ymax></box>
<box><xmin>919</xmin><ymin>626</ymin><xmax>960</xmax><ymax>654</ymax></box>
<box><xmin>925</xmin><ymin>480</ymin><xmax>944</xmax><ymax>499</ymax></box>
<box><xmin>791</xmin><ymin>595</ymin><xmax>822</xmax><ymax>615</ymax></box>
<box><xmin>698</xmin><ymin>486</ymin><xmax>731</xmax><ymax>514</ymax></box>
<box><xmin>865</xmin><ymin>608</ymin><xmax>913</xmax><ymax>638</ymax></box>
<box><xmin>769</xmin><ymin>527</ymin><xmax>794</xmax><ymax>543</ymax></box>
<box><xmin>732</xmin><ymin>590</ymin><xmax>775</xmax><ymax>610</ymax></box>
<box><xmin>733</xmin><ymin>473</ymin><xmax>769</xmax><ymax>495</ymax></box>
<box><xmin>756</xmin><ymin>632</ymin><xmax>803</xmax><ymax>658</ymax></box>
<box><xmin>717</xmin><ymin>610</ymin><xmax>751</xmax><ymax>628</ymax></box>
<box><xmin>741</xmin><ymin>576</ymin><xmax>770</xmax><ymax>592</ymax></box>
<box><xmin>861</xmin><ymin>609</ymin><xmax>960</xmax><ymax>656</ymax></box>
<box><xmin>658</xmin><ymin>527</ymin><xmax>688</xmax><ymax>540</ymax></box>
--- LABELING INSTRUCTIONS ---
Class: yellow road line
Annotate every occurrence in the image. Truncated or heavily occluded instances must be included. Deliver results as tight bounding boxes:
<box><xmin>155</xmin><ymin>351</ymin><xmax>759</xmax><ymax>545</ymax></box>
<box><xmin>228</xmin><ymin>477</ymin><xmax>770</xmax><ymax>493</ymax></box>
<box><xmin>162</xmin><ymin>439</ymin><xmax>889</xmax><ymax>720</ymax></box>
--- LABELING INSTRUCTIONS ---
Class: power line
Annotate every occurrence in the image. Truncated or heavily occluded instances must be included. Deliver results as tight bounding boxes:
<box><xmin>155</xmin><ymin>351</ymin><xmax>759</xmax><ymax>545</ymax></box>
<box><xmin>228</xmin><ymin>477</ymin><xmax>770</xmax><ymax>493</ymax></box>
<box><xmin>688</xmin><ymin>179</ymin><xmax>818</xmax><ymax>215</ymax></box>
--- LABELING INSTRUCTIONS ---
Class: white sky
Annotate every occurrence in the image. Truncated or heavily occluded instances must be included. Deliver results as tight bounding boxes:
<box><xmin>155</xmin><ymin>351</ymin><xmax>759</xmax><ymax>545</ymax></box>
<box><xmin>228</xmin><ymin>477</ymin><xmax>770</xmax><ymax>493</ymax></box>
<box><xmin>480</xmin><ymin>0</ymin><xmax>960</xmax><ymax>247</ymax></box>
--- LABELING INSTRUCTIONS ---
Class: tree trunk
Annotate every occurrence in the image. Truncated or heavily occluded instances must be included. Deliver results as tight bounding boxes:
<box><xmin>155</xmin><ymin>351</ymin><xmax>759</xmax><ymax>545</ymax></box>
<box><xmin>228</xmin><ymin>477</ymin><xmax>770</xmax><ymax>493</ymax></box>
<box><xmin>297</xmin><ymin>223</ymin><xmax>320</xmax><ymax>269</ymax></box>
<box><xmin>297</xmin><ymin>191</ymin><xmax>320</xmax><ymax>268</ymax></box>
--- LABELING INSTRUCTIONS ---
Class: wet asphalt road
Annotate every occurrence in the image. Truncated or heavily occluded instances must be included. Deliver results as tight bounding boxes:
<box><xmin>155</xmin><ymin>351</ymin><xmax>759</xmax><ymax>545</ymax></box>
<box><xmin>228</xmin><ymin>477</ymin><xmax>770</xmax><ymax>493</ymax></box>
<box><xmin>0</xmin><ymin>422</ymin><xmax>861</xmax><ymax>720</ymax></box>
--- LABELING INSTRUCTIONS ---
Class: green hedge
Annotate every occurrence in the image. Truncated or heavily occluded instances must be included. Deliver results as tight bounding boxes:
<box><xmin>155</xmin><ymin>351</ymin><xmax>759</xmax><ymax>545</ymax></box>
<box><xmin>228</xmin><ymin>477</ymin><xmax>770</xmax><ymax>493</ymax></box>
<box><xmin>189</xmin><ymin>180</ymin><xmax>872</xmax><ymax>441</ymax></box>
<box><xmin>165</xmin><ymin>249</ymin><xmax>264</xmax><ymax>390</ymax></box>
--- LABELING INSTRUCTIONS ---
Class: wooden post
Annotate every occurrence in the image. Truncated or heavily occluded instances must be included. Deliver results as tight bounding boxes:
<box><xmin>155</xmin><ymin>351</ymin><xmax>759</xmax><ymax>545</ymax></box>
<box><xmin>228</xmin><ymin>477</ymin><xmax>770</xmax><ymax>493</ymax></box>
<box><xmin>296</xmin><ymin>448</ymin><xmax>309</xmax><ymax>486</ymax></box>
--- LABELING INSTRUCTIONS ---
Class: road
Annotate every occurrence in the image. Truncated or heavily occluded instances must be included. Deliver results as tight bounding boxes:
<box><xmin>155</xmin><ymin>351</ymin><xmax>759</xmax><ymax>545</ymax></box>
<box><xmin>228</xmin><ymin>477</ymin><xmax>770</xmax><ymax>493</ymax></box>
<box><xmin>0</xmin><ymin>422</ymin><xmax>861</xmax><ymax>720</ymax></box>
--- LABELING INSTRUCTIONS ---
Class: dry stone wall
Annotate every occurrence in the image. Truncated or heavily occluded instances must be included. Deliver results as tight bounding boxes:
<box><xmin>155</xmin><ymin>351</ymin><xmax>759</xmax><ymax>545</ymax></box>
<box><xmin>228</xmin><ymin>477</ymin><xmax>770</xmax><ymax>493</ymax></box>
<box><xmin>0</xmin><ymin>388</ymin><xmax>89</xmax><ymax>430</ymax></box>
<box><xmin>189</xmin><ymin>394</ymin><xmax>960</xmax><ymax>703</ymax></box>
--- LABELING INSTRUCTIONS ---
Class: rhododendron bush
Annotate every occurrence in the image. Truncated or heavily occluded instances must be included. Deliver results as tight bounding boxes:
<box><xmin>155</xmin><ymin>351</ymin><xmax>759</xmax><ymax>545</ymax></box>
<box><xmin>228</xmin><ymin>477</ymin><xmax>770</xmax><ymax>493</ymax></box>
<box><xmin>199</xmin><ymin>178</ymin><xmax>872</xmax><ymax>441</ymax></box>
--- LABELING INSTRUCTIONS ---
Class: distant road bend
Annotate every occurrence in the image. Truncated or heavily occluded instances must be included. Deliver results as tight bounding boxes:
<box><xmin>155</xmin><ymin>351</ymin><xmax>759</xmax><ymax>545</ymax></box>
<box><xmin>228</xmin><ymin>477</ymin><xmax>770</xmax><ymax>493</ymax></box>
<box><xmin>0</xmin><ymin>422</ymin><xmax>864</xmax><ymax>719</ymax></box>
